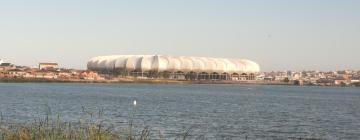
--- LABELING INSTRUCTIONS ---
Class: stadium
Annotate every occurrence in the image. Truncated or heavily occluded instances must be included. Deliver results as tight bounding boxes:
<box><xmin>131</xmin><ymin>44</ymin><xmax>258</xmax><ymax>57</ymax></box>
<box><xmin>87</xmin><ymin>55</ymin><xmax>260</xmax><ymax>81</ymax></box>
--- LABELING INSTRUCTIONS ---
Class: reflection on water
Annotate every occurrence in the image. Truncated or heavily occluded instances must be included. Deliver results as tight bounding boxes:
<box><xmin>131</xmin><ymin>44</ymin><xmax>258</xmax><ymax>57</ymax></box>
<box><xmin>0</xmin><ymin>83</ymin><xmax>360</xmax><ymax>139</ymax></box>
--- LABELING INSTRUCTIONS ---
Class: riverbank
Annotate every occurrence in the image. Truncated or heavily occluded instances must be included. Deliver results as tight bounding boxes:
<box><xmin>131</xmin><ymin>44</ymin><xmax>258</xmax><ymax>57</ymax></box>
<box><xmin>0</xmin><ymin>77</ymin><xmax>293</xmax><ymax>85</ymax></box>
<box><xmin>1</xmin><ymin>77</ymin><xmax>359</xmax><ymax>87</ymax></box>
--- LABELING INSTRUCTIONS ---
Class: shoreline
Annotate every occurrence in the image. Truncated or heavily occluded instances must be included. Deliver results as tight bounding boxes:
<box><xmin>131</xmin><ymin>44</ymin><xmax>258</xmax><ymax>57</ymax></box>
<box><xmin>0</xmin><ymin>77</ymin><xmax>292</xmax><ymax>85</ymax></box>
<box><xmin>2</xmin><ymin>77</ymin><xmax>359</xmax><ymax>87</ymax></box>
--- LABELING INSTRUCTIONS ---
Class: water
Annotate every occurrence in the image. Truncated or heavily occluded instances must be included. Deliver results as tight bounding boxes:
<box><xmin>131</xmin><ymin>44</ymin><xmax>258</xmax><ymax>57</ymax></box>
<box><xmin>0</xmin><ymin>83</ymin><xmax>360</xmax><ymax>139</ymax></box>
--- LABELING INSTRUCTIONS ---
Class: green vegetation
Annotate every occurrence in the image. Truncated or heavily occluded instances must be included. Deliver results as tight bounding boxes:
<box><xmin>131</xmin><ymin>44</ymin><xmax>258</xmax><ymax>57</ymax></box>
<box><xmin>352</xmin><ymin>82</ymin><xmax>360</xmax><ymax>87</ymax></box>
<box><xmin>0</xmin><ymin>115</ymin><xmax>325</xmax><ymax>140</ymax></box>
<box><xmin>0</xmin><ymin>108</ymin><xmax>324</xmax><ymax>140</ymax></box>
<box><xmin>0</xmin><ymin>119</ymin><xmax>124</xmax><ymax>140</ymax></box>
<box><xmin>0</xmin><ymin>110</ymin><xmax>157</xmax><ymax>140</ymax></box>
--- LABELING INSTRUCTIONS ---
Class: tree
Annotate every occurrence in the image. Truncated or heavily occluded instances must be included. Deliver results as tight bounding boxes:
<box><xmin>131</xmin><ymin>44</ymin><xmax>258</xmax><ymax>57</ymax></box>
<box><xmin>283</xmin><ymin>77</ymin><xmax>290</xmax><ymax>83</ymax></box>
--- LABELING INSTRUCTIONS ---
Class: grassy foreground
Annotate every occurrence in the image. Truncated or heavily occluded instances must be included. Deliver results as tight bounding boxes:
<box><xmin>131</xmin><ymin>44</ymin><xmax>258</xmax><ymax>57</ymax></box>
<box><xmin>0</xmin><ymin>108</ymin><xmax>323</xmax><ymax>140</ymax></box>
<box><xmin>0</xmin><ymin>117</ymin><xmax>324</xmax><ymax>140</ymax></box>
<box><xmin>0</xmin><ymin>117</ymin><xmax>156</xmax><ymax>140</ymax></box>
<box><xmin>0</xmin><ymin>106</ymin><xmax>166</xmax><ymax>140</ymax></box>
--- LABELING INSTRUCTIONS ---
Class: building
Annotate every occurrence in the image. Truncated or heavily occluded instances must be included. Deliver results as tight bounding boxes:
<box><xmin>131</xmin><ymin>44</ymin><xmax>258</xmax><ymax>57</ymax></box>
<box><xmin>0</xmin><ymin>63</ymin><xmax>16</xmax><ymax>71</ymax></box>
<box><xmin>79</xmin><ymin>70</ymin><xmax>104</xmax><ymax>80</ymax></box>
<box><xmin>87</xmin><ymin>55</ymin><xmax>260</xmax><ymax>80</ymax></box>
<box><xmin>39</xmin><ymin>63</ymin><xmax>58</xmax><ymax>70</ymax></box>
<box><xmin>24</xmin><ymin>70</ymin><xmax>57</xmax><ymax>79</ymax></box>
<box><xmin>7</xmin><ymin>69</ymin><xmax>27</xmax><ymax>78</ymax></box>
<box><xmin>0</xmin><ymin>59</ymin><xmax>3</xmax><ymax>65</ymax></box>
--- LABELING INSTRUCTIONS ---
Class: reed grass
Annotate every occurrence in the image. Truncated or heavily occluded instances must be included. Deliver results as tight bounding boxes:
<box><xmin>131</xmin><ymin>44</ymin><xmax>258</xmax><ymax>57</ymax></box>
<box><xmin>0</xmin><ymin>107</ymin><xmax>155</xmax><ymax>140</ymax></box>
<box><xmin>0</xmin><ymin>109</ymin><xmax>323</xmax><ymax>140</ymax></box>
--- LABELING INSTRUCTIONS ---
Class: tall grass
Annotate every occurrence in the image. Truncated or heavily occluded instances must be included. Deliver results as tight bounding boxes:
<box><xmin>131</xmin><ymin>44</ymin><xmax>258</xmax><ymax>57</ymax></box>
<box><xmin>0</xmin><ymin>108</ymin><xmax>324</xmax><ymax>140</ymax></box>
<box><xmin>0</xmin><ymin>107</ymin><xmax>154</xmax><ymax>140</ymax></box>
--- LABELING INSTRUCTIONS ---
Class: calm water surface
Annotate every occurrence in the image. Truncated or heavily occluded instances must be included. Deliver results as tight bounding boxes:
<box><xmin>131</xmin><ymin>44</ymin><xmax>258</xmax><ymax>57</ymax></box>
<box><xmin>0</xmin><ymin>83</ymin><xmax>360</xmax><ymax>139</ymax></box>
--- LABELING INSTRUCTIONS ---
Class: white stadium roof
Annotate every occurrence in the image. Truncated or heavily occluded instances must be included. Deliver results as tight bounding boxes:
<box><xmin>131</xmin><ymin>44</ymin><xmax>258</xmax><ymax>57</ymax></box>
<box><xmin>87</xmin><ymin>55</ymin><xmax>260</xmax><ymax>74</ymax></box>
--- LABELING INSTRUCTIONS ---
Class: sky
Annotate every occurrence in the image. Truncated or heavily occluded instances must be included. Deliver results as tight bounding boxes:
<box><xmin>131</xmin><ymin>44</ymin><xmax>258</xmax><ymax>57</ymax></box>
<box><xmin>0</xmin><ymin>0</ymin><xmax>359</xmax><ymax>71</ymax></box>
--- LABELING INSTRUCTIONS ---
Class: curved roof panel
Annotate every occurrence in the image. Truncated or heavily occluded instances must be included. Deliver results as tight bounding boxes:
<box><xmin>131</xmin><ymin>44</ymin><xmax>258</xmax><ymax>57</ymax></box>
<box><xmin>87</xmin><ymin>55</ymin><xmax>260</xmax><ymax>73</ymax></box>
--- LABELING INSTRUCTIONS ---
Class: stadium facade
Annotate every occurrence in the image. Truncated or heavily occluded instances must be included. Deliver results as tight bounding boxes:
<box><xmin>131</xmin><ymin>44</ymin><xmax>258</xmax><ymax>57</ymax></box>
<box><xmin>87</xmin><ymin>55</ymin><xmax>260</xmax><ymax>80</ymax></box>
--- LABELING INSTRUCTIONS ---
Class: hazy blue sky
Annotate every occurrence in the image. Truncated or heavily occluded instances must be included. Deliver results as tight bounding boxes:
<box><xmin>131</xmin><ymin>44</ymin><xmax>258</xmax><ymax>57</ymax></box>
<box><xmin>0</xmin><ymin>0</ymin><xmax>359</xmax><ymax>71</ymax></box>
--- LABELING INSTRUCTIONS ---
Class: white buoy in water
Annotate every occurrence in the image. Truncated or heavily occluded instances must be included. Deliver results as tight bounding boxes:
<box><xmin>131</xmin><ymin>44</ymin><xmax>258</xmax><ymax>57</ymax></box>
<box><xmin>133</xmin><ymin>100</ymin><xmax>137</xmax><ymax>106</ymax></box>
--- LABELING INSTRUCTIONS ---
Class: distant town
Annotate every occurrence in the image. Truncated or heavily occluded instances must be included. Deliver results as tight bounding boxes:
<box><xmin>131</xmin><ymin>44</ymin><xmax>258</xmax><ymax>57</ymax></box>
<box><xmin>0</xmin><ymin>59</ymin><xmax>359</xmax><ymax>87</ymax></box>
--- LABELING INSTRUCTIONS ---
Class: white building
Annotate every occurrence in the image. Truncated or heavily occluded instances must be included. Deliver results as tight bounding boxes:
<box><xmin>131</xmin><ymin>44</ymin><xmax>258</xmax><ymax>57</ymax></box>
<box><xmin>87</xmin><ymin>55</ymin><xmax>260</xmax><ymax>80</ymax></box>
<box><xmin>39</xmin><ymin>63</ymin><xmax>58</xmax><ymax>70</ymax></box>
